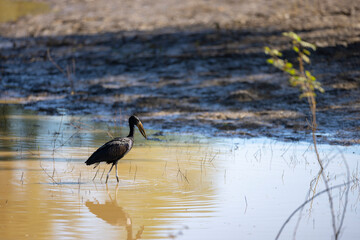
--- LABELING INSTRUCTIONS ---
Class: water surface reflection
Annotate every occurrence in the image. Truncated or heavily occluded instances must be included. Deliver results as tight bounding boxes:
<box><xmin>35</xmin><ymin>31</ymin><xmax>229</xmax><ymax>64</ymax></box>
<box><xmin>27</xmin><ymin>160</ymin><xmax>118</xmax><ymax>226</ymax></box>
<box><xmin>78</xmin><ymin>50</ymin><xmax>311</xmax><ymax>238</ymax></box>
<box><xmin>0</xmin><ymin>104</ymin><xmax>359</xmax><ymax>239</ymax></box>
<box><xmin>86</xmin><ymin>184</ymin><xmax>144</xmax><ymax>240</ymax></box>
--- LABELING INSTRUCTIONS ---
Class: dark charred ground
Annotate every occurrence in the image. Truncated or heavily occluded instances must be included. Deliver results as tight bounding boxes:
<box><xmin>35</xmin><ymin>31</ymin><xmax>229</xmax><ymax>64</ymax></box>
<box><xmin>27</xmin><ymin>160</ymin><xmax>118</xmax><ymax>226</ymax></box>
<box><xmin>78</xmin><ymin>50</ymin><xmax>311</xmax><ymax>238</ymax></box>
<box><xmin>0</xmin><ymin>0</ymin><xmax>359</xmax><ymax>145</ymax></box>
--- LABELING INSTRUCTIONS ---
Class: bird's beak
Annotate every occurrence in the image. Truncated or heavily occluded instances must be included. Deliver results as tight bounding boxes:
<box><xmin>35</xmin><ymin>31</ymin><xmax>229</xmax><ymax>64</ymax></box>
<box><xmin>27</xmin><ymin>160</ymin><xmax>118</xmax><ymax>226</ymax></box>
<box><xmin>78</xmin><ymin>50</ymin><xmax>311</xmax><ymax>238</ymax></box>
<box><xmin>137</xmin><ymin>122</ymin><xmax>147</xmax><ymax>139</ymax></box>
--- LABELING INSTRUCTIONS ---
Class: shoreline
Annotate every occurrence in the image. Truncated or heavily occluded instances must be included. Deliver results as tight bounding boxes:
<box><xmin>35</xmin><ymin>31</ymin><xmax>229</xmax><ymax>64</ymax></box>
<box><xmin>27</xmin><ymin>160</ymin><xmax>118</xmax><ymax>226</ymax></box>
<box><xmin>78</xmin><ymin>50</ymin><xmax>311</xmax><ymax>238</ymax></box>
<box><xmin>0</xmin><ymin>0</ymin><xmax>359</xmax><ymax>145</ymax></box>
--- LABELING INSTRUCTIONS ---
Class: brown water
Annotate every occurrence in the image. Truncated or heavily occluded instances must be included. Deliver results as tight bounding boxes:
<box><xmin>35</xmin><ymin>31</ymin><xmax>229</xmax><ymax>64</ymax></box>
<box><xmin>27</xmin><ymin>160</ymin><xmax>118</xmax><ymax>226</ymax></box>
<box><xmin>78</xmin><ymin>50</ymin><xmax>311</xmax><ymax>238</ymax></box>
<box><xmin>0</xmin><ymin>0</ymin><xmax>49</xmax><ymax>23</ymax></box>
<box><xmin>0</xmin><ymin>104</ymin><xmax>359</xmax><ymax>239</ymax></box>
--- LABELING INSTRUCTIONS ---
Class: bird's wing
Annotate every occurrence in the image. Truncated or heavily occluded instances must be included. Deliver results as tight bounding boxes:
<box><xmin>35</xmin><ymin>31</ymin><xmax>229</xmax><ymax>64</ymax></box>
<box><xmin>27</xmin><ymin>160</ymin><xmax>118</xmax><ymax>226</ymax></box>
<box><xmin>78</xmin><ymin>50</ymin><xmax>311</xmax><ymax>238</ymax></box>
<box><xmin>85</xmin><ymin>138</ymin><xmax>131</xmax><ymax>165</ymax></box>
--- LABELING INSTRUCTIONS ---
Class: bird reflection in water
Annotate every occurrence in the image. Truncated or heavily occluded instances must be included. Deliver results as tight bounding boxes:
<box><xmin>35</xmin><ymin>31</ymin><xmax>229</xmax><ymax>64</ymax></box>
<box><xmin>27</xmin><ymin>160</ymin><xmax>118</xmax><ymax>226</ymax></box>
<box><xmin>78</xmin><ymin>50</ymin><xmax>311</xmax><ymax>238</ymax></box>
<box><xmin>86</xmin><ymin>184</ymin><xmax>144</xmax><ymax>240</ymax></box>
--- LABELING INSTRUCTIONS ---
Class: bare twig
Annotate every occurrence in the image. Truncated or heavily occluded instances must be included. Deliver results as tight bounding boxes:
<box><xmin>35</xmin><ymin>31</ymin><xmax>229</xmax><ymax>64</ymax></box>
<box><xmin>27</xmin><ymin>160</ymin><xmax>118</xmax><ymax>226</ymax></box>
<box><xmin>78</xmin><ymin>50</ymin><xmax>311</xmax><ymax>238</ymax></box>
<box><xmin>162</xmin><ymin>161</ymin><xmax>167</xmax><ymax>177</ymax></box>
<box><xmin>40</xmin><ymin>162</ymin><xmax>59</xmax><ymax>185</ymax></box>
<box><xmin>244</xmin><ymin>195</ymin><xmax>248</xmax><ymax>214</ymax></box>
<box><xmin>177</xmin><ymin>168</ymin><xmax>189</xmax><ymax>184</ymax></box>
<box><xmin>47</xmin><ymin>49</ymin><xmax>76</xmax><ymax>95</ymax></box>
<box><xmin>47</xmin><ymin>49</ymin><xmax>66</xmax><ymax>76</ymax></box>
<box><xmin>292</xmin><ymin>180</ymin><xmax>313</xmax><ymax>240</ymax></box>
<box><xmin>20</xmin><ymin>172</ymin><xmax>24</xmax><ymax>185</ymax></box>
<box><xmin>336</xmin><ymin>151</ymin><xmax>351</xmax><ymax>239</ymax></box>
<box><xmin>133</xmin><ymin>164</ymin><xmax>137</xmax><ymax>182</ymax></box>
<box><xmin>275</xmin><ymin>181</ymin><xmax>353</xmax><ymax>240</ymax></box>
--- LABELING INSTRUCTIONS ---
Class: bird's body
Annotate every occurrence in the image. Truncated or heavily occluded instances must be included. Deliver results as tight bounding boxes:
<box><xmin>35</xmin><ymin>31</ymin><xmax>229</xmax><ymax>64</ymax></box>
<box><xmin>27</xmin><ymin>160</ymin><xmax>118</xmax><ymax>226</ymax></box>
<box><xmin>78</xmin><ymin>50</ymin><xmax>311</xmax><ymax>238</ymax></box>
<box><xmin>86</xmin><ymin>137</ymin><xmax>133</xmax><ymax>165</ymax></box>
<box><xmin>85</xmin><ymin>115</ymin><xmax>147</xmax><ymax>183</ymax></box>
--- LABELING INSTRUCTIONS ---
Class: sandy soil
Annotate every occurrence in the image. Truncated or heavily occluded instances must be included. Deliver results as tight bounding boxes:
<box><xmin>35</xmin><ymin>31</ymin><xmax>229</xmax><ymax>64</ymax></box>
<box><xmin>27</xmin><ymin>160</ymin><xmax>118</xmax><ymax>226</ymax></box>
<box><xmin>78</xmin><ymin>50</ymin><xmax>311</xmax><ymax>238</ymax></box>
<box><xmin>0</xmin><ymin>0</ymin><xmax>359</xmax><ymax>144</ymax></box>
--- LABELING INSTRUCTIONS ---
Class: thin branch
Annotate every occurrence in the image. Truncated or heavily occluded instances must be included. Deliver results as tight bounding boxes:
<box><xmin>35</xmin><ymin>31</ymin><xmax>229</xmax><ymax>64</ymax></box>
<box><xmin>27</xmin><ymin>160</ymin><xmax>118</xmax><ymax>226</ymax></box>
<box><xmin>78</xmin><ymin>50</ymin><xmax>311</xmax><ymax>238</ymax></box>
<box><xmin>275</xmin><ymin>181</ymin><xmax>353</xmax><ymax>240</ymax></box>
<box><xmin>40</xmin><ymin>162</ymin><xmax>59</xmax><ymax>185</ymax></box>
<box><xmin>336</xmin><ymin>151</ymin><xmax>351</xmax><ymax>238</ymax></box>
<box><xmin>47</xmin><ymin>49</ymin><xmax>67</xmax><ymax>76</ymax></box>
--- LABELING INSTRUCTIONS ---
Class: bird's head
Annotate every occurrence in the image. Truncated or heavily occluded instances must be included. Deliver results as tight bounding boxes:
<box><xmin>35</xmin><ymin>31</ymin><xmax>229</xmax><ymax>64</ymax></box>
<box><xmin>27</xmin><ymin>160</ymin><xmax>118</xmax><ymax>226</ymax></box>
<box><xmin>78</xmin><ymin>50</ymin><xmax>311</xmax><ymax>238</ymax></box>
<box><xmin>129</xmin><ymin>115</ymin><xmax>147</xmax><ymax>139</ymax></box>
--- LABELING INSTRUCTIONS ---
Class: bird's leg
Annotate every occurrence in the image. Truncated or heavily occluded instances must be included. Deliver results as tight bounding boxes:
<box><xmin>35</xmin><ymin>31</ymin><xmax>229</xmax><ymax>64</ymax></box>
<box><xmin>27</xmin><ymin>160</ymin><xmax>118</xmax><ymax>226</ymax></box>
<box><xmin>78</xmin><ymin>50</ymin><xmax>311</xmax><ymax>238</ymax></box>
<box><xmin>115</xmin><ymin>162</ymin><xmax>119</xmax><ymax>183</ymax></box>
<box><xmin>106</xmin><ymin>163</ymin><xmax>115</xmax><ymax>184</ymax></box>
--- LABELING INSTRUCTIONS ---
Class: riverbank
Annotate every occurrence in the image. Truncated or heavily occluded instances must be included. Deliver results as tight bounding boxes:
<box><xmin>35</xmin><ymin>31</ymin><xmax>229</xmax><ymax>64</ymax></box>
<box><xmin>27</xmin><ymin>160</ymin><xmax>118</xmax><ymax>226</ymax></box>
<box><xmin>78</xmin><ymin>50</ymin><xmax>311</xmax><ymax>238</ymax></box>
<box><xmin>0</xmin><ymin>0</ymin><xmax>359</xmax><ymax>144</ymax></box>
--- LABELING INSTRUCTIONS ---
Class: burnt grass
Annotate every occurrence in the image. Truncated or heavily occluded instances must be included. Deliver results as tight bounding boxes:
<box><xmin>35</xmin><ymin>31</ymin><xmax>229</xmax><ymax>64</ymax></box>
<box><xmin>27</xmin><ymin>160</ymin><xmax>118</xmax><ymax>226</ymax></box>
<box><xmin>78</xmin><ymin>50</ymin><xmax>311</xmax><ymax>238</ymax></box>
<box><xmin>0</xmin><ymin>0</ymin><xmax>359</xmax><ymax>145</ymax></box>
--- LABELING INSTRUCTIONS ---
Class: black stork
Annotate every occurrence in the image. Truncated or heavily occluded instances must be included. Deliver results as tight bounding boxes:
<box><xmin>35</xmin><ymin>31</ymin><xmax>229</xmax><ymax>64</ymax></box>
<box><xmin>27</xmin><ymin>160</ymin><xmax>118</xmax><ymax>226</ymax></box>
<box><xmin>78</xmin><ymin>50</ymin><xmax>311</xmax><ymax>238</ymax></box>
<box><xmin>85</xmin><ymin>115</ymin><xmax>147</xmax><ymax>183</ymax></box>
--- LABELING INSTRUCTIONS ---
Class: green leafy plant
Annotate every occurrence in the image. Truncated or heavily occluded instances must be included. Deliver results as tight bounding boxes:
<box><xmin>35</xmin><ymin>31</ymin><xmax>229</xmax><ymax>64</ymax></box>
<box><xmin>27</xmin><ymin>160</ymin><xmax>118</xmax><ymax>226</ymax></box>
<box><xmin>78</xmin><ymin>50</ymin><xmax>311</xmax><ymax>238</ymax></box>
<box><xmin>267</xmin><ymin>32</ymin><xmax>347</xmax><ymax>240</ymax></box>
<box><xmin>265</xmin><ymin>32</ymin><xmax>324</xmax><ymax>98</ymax></box>
<box><xmin>265</xmin><ymin>31</ymin><xmax>324</xmax><ymax>169</ymax></box>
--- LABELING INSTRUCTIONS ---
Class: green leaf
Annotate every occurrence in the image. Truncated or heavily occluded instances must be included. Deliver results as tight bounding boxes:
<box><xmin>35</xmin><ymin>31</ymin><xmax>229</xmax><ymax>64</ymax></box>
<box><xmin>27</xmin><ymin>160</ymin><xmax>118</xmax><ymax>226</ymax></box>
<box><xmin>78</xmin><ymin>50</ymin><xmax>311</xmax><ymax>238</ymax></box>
<box><xmin>297</xmin><ymin>76</ymin><xmax>307</xmax><ymax>83</ymax></box>
<box><xmin>288</xmin><ymin>69</ymin><xmax>296</xmax><ymax>75</ymax></box>
<box><xmin>299</xmin><ymin>40</ymin><xmax>316</xmax><ymax>50</ymax></box>
<box><xmin>266</xmin><ymin>59</ymin><xmax>274</xmax><ymax>64</ymax></box>
<box><xmin>303</xmin><ymin>49</ymin><xmax>311</xmax><ymax>55</ymax></box>
<box><xmin>264</xmin><ymin>46</ymin><xmax>283</xmax><ymax>57</ymax></box>
<box><xmin>305</xmin><ymin>70</ymin><xmax>312</xmax><ymax>78</ymax></box>
<box><xmin>313</xmin><ymin>82</ymin><xmax>324</xmax><ymax>92</ymax></box>
<box><xmin>273</xmin><ymin>49</ymin><xmax>282</xmax><ymax>57</ymax></box>
<box><xmin>305</xmin><ymin>71</ymin><xmax>316</xmax><ymax>81</ymax></box>
<box><xmin>301</xmin><ymin>54</ymin><xmax>310</xmax><ymax>64</ymax></box>
<box><xmin>293</xmin><ymin>46</ymin><xmax>299</xmax><ymax>53</ymax></box>
<box><xmin>283</xmin><ymin>32</ymin><xmax>301</xmax><ymax>42</ymax></box>
<box><xmin>264</xmin><ymin>46</ymin><xmax>271</xmax><ymax>54</ymax></box>
<box><xmin>273</xmin><ymin>60</ymin><xmax>285</xmax><ymax>69</ymax></box>
<box><xmin>285</xmin><ymin>62</ymin><xmax>293</xmax><ymax>69</ymax></box>
<box><xmin>266</xmin><ymin>32</ymin><xmax>323</xmax><ymax>100</ymax></box>
<box><xmin>289</xmin><ymin>77</ymin><xmax>298</xmax><ymax>86</ymax></box>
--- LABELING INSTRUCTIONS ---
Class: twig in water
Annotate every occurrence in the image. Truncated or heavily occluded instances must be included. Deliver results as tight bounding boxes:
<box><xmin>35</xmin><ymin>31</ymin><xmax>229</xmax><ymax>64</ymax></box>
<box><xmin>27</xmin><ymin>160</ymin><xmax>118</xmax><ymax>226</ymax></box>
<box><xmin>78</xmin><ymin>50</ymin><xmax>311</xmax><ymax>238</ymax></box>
<box><xmin>309</xmin><ymin>171</ymin><xmax>322</xmax><ymax>211</ymax></box>
<box><xmin>209</xmin><ymin>151</ymin><xmax>219</xmax><ymax>163</ymax></box>
<box><xmin>133</xmin><ymin>164</ymin><xmax>137</xmax><ymax>182</ymax></box>
<box><xmin>20</xmin><ymin>172</ymin><xmax>24</xmax><ymax>185</ymax></box>
<box><xmin>52</xmin><ymin>167</ymin><xmax>56</xmax><ymax>179</ymax></box>
<box><xmin>177</xmin><ymin>160</ymin><xmax>190</xmax><ymax>184</ymax></box>
<box><xmin>40</xmin><ymin>162</ymin><xmax>59</xmax><ymax>185</ymax></box>
<box><xmin>275</xmin><ymin>181</ymin><xmax>353</xmax><ymax>240</ymax></box>
<box><xmin>336</xmin><ymin>150</ymin><xmax>351</xmax><ymax>239</ymax></box>
<box><xmin>281</xmin><ymin>143</ymin><xmax>293</xmax><ymax>157</ymax></box>
<box><xmin>78</xmin><ymin>171</ymin><xmax>81</xmax><ymax>193</ymax></box>
<box><xmin>254</xmin><ymin>148</ymin><xmax>262</xmax><ymax>162</ymax></box>
<box><xmin>244</xmin><ymin>195</ymin><xmax>248</xmax><ymax>214</ymax></box>
<box><xmin>106</xmin><ymin>123</ymin><xmax>114</xmax><ymax>139</ymax></box>
<box><xmin>162</xmin><ymin>161</ymin><xmax>167</xmax><ymax>177</ymax></box>
<box><xmin>293</xmin><ymin>176</ymin><xmax>317</xmax><ymax>239</ymax></box>
<box><xmin>177</xmin><ymin>168</ymin><xmax>189</xmax><ymax>184</ymax></box>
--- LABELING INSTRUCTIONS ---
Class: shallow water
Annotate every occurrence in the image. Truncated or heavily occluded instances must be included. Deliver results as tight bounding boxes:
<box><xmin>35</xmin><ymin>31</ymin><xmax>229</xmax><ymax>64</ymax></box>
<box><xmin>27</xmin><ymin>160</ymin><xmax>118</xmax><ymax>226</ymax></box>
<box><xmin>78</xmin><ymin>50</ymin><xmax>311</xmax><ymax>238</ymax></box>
<box><xmin>0</xmin><ymin>104</ymin><xmax>359</xmax><ymax>240</ymax></box>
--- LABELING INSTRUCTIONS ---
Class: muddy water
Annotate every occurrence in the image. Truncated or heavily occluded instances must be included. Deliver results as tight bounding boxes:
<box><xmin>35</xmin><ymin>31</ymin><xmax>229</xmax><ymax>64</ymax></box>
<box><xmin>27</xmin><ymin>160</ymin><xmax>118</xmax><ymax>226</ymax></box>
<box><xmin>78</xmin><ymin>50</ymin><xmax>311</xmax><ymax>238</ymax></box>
<box><xmin>0</xmin><ymin>104</ymin><xmax>359</xmax><ymax>240</ymax></box>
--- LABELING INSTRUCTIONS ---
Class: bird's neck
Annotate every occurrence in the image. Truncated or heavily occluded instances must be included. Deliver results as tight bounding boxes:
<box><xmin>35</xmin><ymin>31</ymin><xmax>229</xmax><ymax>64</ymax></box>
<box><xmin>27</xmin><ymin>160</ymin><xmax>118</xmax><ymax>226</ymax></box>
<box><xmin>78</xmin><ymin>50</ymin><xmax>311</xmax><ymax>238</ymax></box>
<box><xmin>127</xmin><ymin>123</ymin><xmax>135</xmax><ymax>138</ymax></box>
